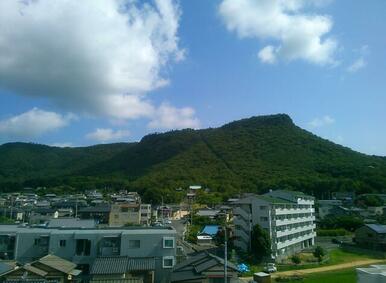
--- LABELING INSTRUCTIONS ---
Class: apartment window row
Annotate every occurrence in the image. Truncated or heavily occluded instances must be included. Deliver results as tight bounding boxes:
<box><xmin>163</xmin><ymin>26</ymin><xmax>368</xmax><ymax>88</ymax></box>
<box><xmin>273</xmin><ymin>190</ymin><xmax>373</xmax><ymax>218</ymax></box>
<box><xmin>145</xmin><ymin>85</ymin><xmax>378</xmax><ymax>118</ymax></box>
<box><xmin>276</xmin><ymin>221</ymin><xmax>313</xmax><ymax>231</ymax></box>
<box><xmin>276</xmin><ymin>230</ymin><xmax>314</xmax><ymax>243</ymax></box>
<box><xmin>52</xmin><ymin>236</ymin><xmax>175</xmax><ymax>254</ymax></box>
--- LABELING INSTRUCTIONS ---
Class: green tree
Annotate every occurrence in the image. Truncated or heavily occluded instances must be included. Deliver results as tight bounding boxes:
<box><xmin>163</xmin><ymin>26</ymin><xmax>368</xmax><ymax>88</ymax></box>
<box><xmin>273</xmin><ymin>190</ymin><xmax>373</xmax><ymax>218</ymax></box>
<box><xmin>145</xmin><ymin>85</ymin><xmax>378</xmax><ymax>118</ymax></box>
<box><xmin>251</xmin><ymin>224</ymin><xmax>271</xmax><ymax>261</ymax></box>
<box><xmin>291</xmin><ymin>254</ymin><xmax>301</xmax><ymax>265</ymax></box>
<box><xmin>313</xmin><ymin>246</ymin><xmax>325</xmax><ymax>262</ymax></box>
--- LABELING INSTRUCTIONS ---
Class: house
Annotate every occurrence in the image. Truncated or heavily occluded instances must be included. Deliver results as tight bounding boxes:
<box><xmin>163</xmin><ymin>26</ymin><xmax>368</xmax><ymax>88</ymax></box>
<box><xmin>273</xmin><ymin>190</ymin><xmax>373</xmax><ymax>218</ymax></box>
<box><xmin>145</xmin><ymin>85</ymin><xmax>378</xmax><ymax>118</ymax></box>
<box><xmin>0</xmin><ymin>224</ymin><xmax>177</xmax><ymax>283</ymax></box>
<box><xmin>0</xmin><ymin>254</ymin><xmax>81</xmax><ymax>283</ymax></box>
<box><xmin>91</xmin><ymin>256</ymin><xmax>156</xmax><ymax>283</ymax></box>
<box><xmin>357</xmin><ymin>265</ymin><xmax>386</xmax><ymax>283</ymax></box>
<box><xmin>233</xmin><ymin>190</ymin><xmax>316</xmax><ymax>260</ymax></box>
<box><xmin>171</xmin><ymin>252</ymin><xmax>239</xmax><ymax>283</ymax></box>
<box><xmin>109</xmin><ymin>203</ymin><xmax>141</xmax><ymax>227</ymax></box>
<box><xmin>78</xmin><ymin>205</ymin><xmax>111</xmax><ymax>225</ymax></box>
<box><xmin>354</xmin><ymin>224</ymin><xmax>386</xmax><ymax>250</ymax></box>
<box><xmin>317</xmin><ymin>200</ymin><xmax>342</xmax><ymax>219</ymax></box>
<box><xmin>196</xmin><ymin>209</ymin><xmax>220</xmax><ymax>219</ymax></box>
<box><xmin>197</xmin><ymin>225</ymin><xmax>220</xmax><ymax>246</ymax></box>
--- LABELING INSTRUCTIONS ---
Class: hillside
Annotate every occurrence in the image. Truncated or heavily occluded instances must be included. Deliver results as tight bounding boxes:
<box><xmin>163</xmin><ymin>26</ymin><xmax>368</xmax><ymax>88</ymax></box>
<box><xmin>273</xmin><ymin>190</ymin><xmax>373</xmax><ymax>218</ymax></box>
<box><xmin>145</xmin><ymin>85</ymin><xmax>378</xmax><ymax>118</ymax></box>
<box><xmin>0</xmin><ymin>114</ymin><xmax>385</xmax><ymax>203</ymax></box>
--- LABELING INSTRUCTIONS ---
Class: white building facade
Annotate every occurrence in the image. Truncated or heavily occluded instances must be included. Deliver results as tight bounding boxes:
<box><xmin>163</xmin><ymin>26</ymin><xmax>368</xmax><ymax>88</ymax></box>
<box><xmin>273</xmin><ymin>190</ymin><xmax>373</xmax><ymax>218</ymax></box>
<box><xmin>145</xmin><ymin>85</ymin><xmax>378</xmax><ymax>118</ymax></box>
<box><xmin>233</xmin><ymin>190</ymin><xmax>316</xmax><ymax>260</ymax></box>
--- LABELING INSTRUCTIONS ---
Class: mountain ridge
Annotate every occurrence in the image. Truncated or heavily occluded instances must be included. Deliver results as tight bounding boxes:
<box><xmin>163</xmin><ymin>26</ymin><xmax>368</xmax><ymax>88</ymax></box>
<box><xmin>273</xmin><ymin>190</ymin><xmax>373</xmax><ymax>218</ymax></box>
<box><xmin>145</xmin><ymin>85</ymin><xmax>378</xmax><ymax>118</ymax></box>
<box><xmin>0</xmin><ymin>114</ymin><xmax>385</xmax><ymax>203</ymax></box>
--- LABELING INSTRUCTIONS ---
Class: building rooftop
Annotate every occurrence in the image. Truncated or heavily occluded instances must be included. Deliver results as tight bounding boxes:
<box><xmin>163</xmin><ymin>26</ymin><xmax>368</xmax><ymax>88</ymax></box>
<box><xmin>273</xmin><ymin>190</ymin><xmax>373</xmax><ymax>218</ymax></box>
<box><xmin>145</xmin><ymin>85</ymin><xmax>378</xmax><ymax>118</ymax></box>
<box><xmin>47</xmin><ymin>218</ymin><xmax>96</xmax><ymax>229</ymax></box>
<box><xmin>0</xmin><ymin>224</ymin><xmax>176</xmax><ymax>235</ymax></box>
<box><xmin>365</xmin><ymin>224</ymin><xmax>386</xmax><ymax>234</ymax></box>
<box><xmin>91</xmin><ymin>257</ymin><xmax>155</xmax><ymax>274</ymax></box>
<box><xmin>200</xmin><ymin>225</ymin><xmax>220</xmax><ymax>237</ymax></box>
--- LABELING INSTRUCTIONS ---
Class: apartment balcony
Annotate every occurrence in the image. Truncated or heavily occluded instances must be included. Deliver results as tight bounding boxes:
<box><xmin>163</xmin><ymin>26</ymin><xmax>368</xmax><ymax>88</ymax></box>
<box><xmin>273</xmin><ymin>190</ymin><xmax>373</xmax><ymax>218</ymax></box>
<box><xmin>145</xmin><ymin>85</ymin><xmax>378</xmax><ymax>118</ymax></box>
<box><xmin>275</xmin><ymin>216</ymin><xmax>315</xmax><ymax>226</ymax></box>
<box><xmin>233</xmin><ymin>207</ymin><xmax>250</xmax><ymax>221</ymax></box>
<box><xmin>234</xmin><ymin>239</ymin><xmax>248</xmax><ymax>251</ymax></box>
<box><xmin>276</xmin><ymin>224</ymin><xmax>316</xmax><ymax>238</ymax></box>
<box><xmin>274</xmin><ymin>207</ymin><xmax>315</xmax><ymax>216</ymax></box>
<box><xmin>234</xmin><ymin>217</ymin><xmax>249</xmax><ymax>230</ymax></box>
<box><xmin>235</xmin><ymin>228</ymin><xmax>250</xmax><ymax>244</ymax></box>
<box><xmin>277</xmin><ymin>232</ymin><xmax>316</xmax><ymax>250</ymax></box>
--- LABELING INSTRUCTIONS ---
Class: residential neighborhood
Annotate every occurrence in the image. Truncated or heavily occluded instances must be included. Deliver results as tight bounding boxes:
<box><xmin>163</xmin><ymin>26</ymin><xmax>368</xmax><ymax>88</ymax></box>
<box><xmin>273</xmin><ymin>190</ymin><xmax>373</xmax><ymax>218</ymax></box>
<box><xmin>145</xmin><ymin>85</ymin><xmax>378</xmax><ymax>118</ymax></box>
<box><xmin>0</xmin><ymin>186</ymin><xmax>385</xmax><ymax>282</ymax></box>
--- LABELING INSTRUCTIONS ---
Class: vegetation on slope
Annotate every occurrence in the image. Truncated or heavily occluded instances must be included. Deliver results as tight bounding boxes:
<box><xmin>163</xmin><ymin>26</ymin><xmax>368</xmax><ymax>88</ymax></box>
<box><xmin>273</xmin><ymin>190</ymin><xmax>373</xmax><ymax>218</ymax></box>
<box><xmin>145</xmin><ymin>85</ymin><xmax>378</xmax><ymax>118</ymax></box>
<box><xmin>0</xmin><ymin>114</ymin><xmax>385</xmax><ymax>203</ymax></box>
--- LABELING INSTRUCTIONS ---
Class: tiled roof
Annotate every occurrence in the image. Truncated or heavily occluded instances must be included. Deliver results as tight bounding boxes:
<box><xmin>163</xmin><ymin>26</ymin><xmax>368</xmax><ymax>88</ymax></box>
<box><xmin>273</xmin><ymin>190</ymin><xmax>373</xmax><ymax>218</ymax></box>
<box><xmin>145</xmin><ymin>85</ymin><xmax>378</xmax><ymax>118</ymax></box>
<box><xmin>38</xmin><ymin>254</ymin><xmax>77</xmax><ymax>274</ymax></box>
<box><xmin>127</xmin><ymin>258</ymin><xmax>155</xmax><ymax>271</ymax></box>
<box><xmin>91</xmin><ymin>257</ymin><xmax>155</xmax><ymax>275</ymax></box>
<box><xmin>172</xmin><ymin>252</ymin><xmax>238</xmax><ymax>282</ymax></box>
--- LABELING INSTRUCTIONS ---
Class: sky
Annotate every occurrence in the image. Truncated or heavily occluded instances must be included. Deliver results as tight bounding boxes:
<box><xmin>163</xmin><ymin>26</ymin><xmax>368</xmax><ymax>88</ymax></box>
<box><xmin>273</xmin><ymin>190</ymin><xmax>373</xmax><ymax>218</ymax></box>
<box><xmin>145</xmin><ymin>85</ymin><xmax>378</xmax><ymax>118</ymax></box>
<box><xmin>0</xmin><ymin>0</ymin><xmax>385</xmax><ymax>156</ymax></box>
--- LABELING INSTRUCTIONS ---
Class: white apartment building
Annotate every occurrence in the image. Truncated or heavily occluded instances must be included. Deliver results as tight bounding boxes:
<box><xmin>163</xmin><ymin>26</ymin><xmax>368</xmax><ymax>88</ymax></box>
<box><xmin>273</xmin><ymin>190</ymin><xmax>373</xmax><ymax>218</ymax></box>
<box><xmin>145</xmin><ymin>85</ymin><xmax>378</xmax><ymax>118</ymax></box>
<box><xmin>233</xmin><ymin>190</ymin><xmax>316</xmax><ymax>260</ymax></box>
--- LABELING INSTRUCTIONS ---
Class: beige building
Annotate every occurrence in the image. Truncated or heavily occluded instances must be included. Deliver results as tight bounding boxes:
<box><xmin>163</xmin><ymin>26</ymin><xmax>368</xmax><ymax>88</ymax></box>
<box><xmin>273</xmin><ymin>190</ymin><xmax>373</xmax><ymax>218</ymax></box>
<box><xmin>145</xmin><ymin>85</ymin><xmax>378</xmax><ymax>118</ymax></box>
<box><xmin>109</xmin><ymin>203</ymin><xmax>152</xmax><ymax>227</ymax></box>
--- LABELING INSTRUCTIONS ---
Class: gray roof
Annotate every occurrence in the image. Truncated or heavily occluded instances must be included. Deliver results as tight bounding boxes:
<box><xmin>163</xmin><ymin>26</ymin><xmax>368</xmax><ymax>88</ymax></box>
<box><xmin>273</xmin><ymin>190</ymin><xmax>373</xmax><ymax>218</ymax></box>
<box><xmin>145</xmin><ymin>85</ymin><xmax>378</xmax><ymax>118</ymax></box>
<box><xmin>38</xmin><ymin>254</ymin><xmax>78</xmax><ymax>274</ymax></box>
<box><xmin>196</xmin><ymin>210</ymin><xmax>220</xmax><ymax>217</ymax></box>
<box><xmin>0</xmin><ymin>262</ymin><xmax>13</xmax><ymax>275</ymax></box>
<box><xmin>172</xmin><ymin>252</ymin><xmax>238</xmax><ymax>282</ymax></box>
<box><xmin>91</xmin><ymin>257</ymin><xmax>155</xmax><ymax>275</ymax></box>
<box><xmin>47</xmin><ymin>218</ymin><xmax>96</xmax><ymax>229</ymax></box>
<box><xmin>366</xmin><ymin>224</ymin><xmax>386</xmax><ymax>234</ymax></box>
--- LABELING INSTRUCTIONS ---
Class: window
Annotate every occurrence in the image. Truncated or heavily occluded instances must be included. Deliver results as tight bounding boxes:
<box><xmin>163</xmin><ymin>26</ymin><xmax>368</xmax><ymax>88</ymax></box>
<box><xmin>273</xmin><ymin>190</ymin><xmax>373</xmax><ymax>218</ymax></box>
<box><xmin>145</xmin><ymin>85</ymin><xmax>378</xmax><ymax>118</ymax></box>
<box><xmin>76</xmin><ymin>239</ymin><xmax>91</xmax><ymax>256</ymax></box>
<box><xmin>163</xmin><ymin>237</ymin><xmax>175</xmax><ymax>248</ymax></box>
<box><xmin>59</xmin><ymin>240</ymin><xmax>66</xmax><ymax>247</ymax></box>
<box><xmin>162</xmin><ymin>256</ymin><xmax>174</xmax><ymax>268</ymax></box>
<box><xmin>121</xmin><ymin>207</ymin><xmax>129</xmax><ymax>213</ymax></box>
<box><xmin>260</xmin><ymin>217</ymin><xmax>268</xmax><ymax>222</ymax></box>
<box><xmin>128</xmin><ymin>240</ymin><xmax>140</xmax><ymax>249</ymax></box>
<box><xmin>260</xmin><ymin>206</ymin><xmax>267</xmax><ymax>210</ymax></box>
<box><xmin>34</xmin><ymin>236</ymin><xmax>49</xmax><ymax>246</ymax></box>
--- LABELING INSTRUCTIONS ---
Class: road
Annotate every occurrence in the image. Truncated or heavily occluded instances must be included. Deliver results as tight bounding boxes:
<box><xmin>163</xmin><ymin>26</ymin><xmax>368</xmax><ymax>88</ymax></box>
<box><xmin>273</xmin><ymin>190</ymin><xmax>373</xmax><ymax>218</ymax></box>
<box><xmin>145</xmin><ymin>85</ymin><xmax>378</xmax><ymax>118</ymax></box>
<box><xmin>171</xmin><ymin>219</ymin><xmax>195</xmax><ymax>255</ymax></box>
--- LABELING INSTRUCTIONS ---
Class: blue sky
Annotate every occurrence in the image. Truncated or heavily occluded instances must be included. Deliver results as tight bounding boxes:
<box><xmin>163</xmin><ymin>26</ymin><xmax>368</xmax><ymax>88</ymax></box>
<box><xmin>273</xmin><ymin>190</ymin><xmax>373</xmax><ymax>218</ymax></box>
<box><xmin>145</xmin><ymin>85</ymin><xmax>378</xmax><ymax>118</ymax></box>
<box><xmin>0</xmin><ymin>0</ymin><xmax>385</xmax><ymax>156</ymax></box>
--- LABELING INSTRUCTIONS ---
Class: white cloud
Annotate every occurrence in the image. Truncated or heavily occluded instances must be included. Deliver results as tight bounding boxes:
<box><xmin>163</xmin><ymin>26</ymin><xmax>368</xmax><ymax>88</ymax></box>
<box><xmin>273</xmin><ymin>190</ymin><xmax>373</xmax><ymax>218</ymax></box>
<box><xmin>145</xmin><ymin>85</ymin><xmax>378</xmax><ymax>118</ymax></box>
<box><xmin>308</xmin><ymin>115</ymin><xmax>335</xmax><ymax>128</ymax></box>
<box><xmin>148</xmin><ymin>103</ymin><xmax>200</xmax><ymax>130</ymax></box>
<box><xmin>86</xmin><ymin>128</ymin><xmax>130</xmax><ymax>143</ymax></box>
<box><xmin>0</xmin><ymin>108</ymin><xmax>74</xmax><ymax>139</ymax></box>
<box><xmin>219</xmin><ymin>0</ymin><xmax>338</xmax><ymax>65</ymax></box>
<box><xmin>346</xmin><ymin>58</ymin><xmax>366</xmax><ymax>73</ymax></box>
<box><xmin>346</xmin><ymin>46</ymin><xmax>369</xmax><ymax>73</ymax></box>
<box><xmin>0</xmin><ymin>0</ymin><xmax>198</xmax><ymax>124</ymax></box>
<box><xmin>258</xmin><ymin>46</ymin><xmax>277</xmax><ymax>64</ymax></box>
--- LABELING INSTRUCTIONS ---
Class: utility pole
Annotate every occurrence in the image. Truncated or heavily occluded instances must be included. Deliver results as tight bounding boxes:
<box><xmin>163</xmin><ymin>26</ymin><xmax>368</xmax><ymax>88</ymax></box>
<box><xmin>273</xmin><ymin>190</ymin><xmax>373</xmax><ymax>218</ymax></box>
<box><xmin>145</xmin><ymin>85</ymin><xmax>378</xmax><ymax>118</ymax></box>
<box><xmin>75</xmin><ymin>198</ymin><xmax>78</xmax><ymax>218</ymax></box>
<box><xmin>224</xmin><ymin>225</ymin><xmax>227</xmax><ymax>283</ymax></box>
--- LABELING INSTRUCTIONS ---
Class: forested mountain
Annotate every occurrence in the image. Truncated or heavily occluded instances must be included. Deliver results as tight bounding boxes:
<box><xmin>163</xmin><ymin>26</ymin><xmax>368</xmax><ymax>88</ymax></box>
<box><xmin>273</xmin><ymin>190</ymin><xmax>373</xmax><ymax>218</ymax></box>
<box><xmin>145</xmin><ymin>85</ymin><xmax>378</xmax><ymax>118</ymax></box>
<box><xmin>1</xmin><ymin>114</ymin><xmax>385</xmax><ymax>203</ymax></box>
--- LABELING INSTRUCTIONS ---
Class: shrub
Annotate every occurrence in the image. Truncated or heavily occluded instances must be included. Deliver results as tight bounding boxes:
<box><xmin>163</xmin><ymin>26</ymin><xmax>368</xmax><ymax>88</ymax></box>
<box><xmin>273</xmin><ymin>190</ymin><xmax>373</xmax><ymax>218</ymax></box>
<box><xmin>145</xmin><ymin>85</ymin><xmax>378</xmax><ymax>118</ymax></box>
<box><xmin>291</xmin><ymin>254</ymin><xmax>301</xmax><ymax>264</ymax></box>
<box><xmin>313</xmin><ymin>246</ymin><xmax>326</xmax><ymax>262</ymax></box>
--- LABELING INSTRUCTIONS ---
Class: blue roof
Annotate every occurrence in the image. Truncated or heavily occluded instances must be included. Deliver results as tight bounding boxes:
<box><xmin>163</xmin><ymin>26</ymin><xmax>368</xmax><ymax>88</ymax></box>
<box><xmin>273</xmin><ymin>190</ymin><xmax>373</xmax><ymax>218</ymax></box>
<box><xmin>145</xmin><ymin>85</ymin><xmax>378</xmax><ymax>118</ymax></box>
<box><xmin>200</xmin><ymin>225</ymin><xmax>219</xmax><ymax>236</ymax></box>
<box><xmin>366</xmin><ymin>224</ymin><xmax>386</xmax><ymax>234</ymax></box>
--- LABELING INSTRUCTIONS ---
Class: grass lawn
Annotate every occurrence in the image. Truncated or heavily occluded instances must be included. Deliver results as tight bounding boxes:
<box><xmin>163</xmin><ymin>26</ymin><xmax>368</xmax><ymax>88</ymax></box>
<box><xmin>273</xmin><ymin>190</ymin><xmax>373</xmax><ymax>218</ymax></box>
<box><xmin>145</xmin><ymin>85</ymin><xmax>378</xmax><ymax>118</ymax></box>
<box><xmin>274</xmin><ymin>269</ymin><xmax>356</xmax><ymax>283</ymax></box>
<box><xmin>241</xmin><ymin>248</ymin><xmax>381</xmax><ymax>276</ymax></box>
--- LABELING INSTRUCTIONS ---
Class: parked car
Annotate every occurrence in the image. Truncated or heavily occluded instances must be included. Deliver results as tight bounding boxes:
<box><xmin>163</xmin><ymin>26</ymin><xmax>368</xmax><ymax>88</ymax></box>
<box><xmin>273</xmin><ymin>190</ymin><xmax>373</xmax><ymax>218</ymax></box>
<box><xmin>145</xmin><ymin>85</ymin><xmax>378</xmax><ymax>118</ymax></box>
<box><xmin>263</xmin><ymin>263</ymin><xmax>277</xmax><ymax>273</ymax></box>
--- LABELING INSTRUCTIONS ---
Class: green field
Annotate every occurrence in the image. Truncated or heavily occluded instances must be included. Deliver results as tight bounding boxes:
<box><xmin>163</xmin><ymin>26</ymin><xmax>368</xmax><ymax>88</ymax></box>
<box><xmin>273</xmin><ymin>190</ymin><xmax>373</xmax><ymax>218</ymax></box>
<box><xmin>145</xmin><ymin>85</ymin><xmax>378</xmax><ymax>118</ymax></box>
<box><xmin>241</xmin><ymin>248</ymin><xmax>381</xmax><ymax>276</ymax></box>
<box><xmin>274</xmin><ymin>269</ymin><xmax>356</xmax><ymax>283</ymax></box>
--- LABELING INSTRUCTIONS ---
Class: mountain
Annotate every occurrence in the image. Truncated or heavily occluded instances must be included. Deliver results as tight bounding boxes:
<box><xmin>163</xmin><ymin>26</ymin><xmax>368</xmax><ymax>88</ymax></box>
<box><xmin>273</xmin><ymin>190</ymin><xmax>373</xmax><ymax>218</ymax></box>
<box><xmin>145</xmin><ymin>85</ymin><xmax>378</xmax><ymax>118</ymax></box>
<box><xmin>1</xmin><ymin>114</ymin><xmax>385</xmax><ymax>203</ymax></box>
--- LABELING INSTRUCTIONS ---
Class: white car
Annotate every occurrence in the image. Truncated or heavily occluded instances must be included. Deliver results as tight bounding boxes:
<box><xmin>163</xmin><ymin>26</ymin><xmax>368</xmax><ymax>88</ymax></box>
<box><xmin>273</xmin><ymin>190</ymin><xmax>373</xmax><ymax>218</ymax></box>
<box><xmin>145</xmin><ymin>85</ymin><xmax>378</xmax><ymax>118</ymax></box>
<box><xmin>164</xmin><ymin>219</ymin><xmax>172</xmax><ymax>224</ymax></box>
<box><xmin>263</xmin><ymin>263</ymin><xmax>277</xmax><ymax>273</ymax></box>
